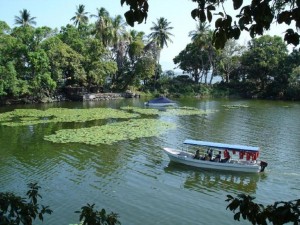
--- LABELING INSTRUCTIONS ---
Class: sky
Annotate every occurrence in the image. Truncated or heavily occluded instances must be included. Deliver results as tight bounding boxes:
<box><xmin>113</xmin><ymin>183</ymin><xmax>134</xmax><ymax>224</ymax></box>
<box><xmin>0</xmin><ymin>0</ymin><xmax>294</xmax><ymax>72</ymax></box>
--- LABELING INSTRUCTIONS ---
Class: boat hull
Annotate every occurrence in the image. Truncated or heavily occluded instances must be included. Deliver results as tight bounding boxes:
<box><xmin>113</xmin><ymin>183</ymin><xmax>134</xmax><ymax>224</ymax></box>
<box><xmin>163</xmin><ymin>147</ymin><xmax>262</xmax><ymax>173</ymax></box>
<box><xmin>144</xmin><ymin>102</ymin><xmax>176</xmax><ymax>107</ymax></box>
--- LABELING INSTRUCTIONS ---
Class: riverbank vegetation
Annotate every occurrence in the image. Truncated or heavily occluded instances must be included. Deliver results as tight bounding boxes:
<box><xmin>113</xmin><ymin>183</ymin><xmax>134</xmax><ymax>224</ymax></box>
<box><xmin>1</xmin><ymin>6</ymin><xmax>300</xmax><ymax>105</ymax></box>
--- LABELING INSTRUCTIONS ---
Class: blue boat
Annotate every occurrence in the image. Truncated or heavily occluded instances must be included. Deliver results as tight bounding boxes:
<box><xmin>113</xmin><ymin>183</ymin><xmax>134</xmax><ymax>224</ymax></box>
<box><xmin>144</xmin><ymin>97</ymin><xmax>176</xmax><ymax>106</ymax></box>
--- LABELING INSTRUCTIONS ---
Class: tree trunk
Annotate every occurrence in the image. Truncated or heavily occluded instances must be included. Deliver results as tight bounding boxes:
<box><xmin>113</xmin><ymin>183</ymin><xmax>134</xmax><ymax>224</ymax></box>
<box><xmin>209</xmin><ymin>69</ymin><xmax>214</xmax><ymax>85</ymax></box>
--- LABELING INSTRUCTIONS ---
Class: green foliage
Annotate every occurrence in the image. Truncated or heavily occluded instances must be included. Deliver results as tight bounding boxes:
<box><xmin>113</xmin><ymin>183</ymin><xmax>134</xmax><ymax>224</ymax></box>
<box><xmin>0</xmin><ymin>183</ymin><xmax>52</xmax><ymax>225</ymax></box>
<box><xmin>135</xmin><ymin>56</ymin><xmax>156</xmax><ymax>85</ymax></box>
<box><xmin>174</xmin><ymin>22</ymin><xmax>216</xmax><ymax>85</ymax></box>
<box><xmin>45</xmin><ymin>36</ymin><xmax>87</xmax><ymax>87</ymax></box>
<box><xmin>83</xmin><ymin>38</ymin><xmax>117</xmax><ymax>88</ymax></box>
<box><xmin>27</xmin><ymin>49</ymin><xmax>57</xmax><ymax>97</ymax></box>
<box><xmin>216</xmin><ymin>39</ymin><xmax>244</xmax><ymax>83</ymax></box>
<box><xmin>0</xmin><ymin>20</ymin><xmax>11</xmax><ymax>34</ymax></box>
<box><xmin>75</xmin><ymin>204</ymin><xmax>120</xmax><ymax>225</ymax></box>
<box><xmin>240</xmin><ymin>35</ymin><xmax>288</xmax><ymax>96</ymax></box>
<box><xmin>1</xmin><ymin>5</ymin><xmax>300</xmax><ymax>102</ymax></box>
<box><xmin>226</xmin><ymin>194</ymin><xmax>300</xmax><ymax>225</ymax></box>
<box><xmin>0</xmin><ymin>62</ymin><xmax>18</xmax><ymax>97</ymax></box>
<box><xmin>173</xmin><ymin>42</ymin><xmax>208</xmax><ymax>83</ymax></box>
<box><xmin>128</xmin><ymin>39</ymin><xmax>144</xmax><ymax>62</ymax></box>
<box><xmin>157</xmin><ymin>75</ymin><xmax>215</xmax><ymax>97</ymax></box>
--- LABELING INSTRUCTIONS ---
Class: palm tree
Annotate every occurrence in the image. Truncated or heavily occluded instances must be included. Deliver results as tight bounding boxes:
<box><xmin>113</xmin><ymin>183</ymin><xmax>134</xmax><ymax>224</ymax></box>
<box><xmin>148</xmin><ymin>17</ymin><xmax>174</xmax><ymax>50</ymax></box>
<box><xmin>189</xmin><ymin>21</ymin><xmax>217</xmax><ymax>84</ymax></box>
<box><xmin>110</xmin><ymin>15</ymin><xmax>129</xmax><ymax>86</ymax></box>
<box><xmin>188</xmin><ymin>21</ymin><xmax>210</xmax><ymax>42</ymax></box>
<box><xmin>110</xmin><ymin>15</ymin><xmax>127</xmax><ymax>47</ymax></box>
<box><xmin>70</xmin><ymin>4</ymin><xmax>89</xmax><ymax>28</ymax></box>
<box><xmin>14</xmin><ymin>9</ymin><xmax>36</xmax><ymax>27</ymax></box>
<box><xmin>127</xmin><ymin>29</ymin><xmax>145</xmax><ymax>63</ymax></box>
<box><xmin>148</xmin><ymin>17</ymin><xmax>174</xmax><ymax>89</ymax></box>
<box><xmin>90</xmin><ymin>7</ymin><xmax>112</xmax><ymax>46</ymax></box>
<box><xmin>128</xmin><ymin>29</ymin><xmax>145</xmax><ymax>43</ymax></box>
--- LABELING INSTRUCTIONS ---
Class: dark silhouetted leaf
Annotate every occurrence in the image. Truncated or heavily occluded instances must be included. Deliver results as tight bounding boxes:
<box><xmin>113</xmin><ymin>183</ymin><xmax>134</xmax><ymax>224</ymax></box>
<box><xmin>224</xmin><ymin>15</ymin><xmax>232</xmax><ymax>27</ymax></box>
<box><xmin>200</xmin><ymin>10</ymin><xmax>206</xmax><ymax>22</ymax></box>
<box><xmin>215</xmin><ymin>18</ymin><xmax>223</xmax><ymax>28</ymax></box>
<box><xmin>124</xmin><ymin>10</ymin><xmax>135</xmax><ymax>27</ymax></box>
<box><xmin>233</xmin><ymin>27</ymin><xmax>241</xmax><ymax>39</ymax></box>
<box><xmin>233</xmin><ymin>0</ymin><xmax>243</xmax><ymax>10</ymax></box>
<box><xmin>191</xmin><ymin>8</ymin><xmax>199</xmax><ymax>20</ymax></box>
<box><xmin>207</xmin><ymin>9</ymin><xmax>212</xmax><ymax>22</ymax></box>
<box><xmin>206</xmin><ymin>5</ymin><xmax>216</xmax><ymax>11</ymax></box>
<box><xmin>234</xmin><ymin>212</ymin><xmax>241</xmax><ymax>221</ymax></box>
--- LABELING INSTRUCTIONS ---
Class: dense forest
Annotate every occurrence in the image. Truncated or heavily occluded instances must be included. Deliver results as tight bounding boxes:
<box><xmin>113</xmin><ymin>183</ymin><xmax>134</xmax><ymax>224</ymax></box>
<box><xmin>0</xmin><ymin>5</ymin><xmax>300</xmax><ymax>105</ymax></box>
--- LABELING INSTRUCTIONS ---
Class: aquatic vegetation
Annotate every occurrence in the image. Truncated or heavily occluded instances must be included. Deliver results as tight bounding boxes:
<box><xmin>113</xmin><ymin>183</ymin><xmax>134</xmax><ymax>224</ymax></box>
<box><xmin>44</xmin><ymin>119</ymin><xmax>176</xmax><ymax>145</ymax></box>
<box><xmin>120</xmin><ymin>106</ymin><xmax>209</xmax><ymax>116</ymax></box>
<box><xmin>161</xmin><ymin>107</ymin><xmax>211</xmax><ymax>116</ymax></box>
<box><xmin>0</xmin><ymin>108</ymin><xmax>139</xmax><ymax>126</ymax></box>
<box><xmin>222</xmin><ymin>104</ymin><xmax>249</xmax><ymax>109</ymax></box>
<box><xmin>0</xmin><ymin>106</ymin><xmax>210</xmax><ymax>127</ymax></box>
<box><xmin>0</xmin><ymin>106</ymin><xmax>211</xmax><ymax>145</ymax></box>
<box><xmin>120</xmin><ymin>106</ymin><xmax>160</xmax><ymax>115</ymax></box>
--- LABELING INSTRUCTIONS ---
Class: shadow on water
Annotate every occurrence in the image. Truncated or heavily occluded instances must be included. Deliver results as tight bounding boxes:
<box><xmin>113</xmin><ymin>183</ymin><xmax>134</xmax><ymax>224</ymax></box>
<box><xmin>164</xmin><ymin>161</ymin><xmax>267</xmax><ymax>195</ymax></box>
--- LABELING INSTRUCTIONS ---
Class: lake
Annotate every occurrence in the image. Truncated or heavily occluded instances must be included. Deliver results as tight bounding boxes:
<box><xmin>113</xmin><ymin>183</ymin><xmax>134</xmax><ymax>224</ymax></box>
<box><xmin>0</xmin><ymin>98</ymin><xmax>299</xmax><ymax>225</ymax></box>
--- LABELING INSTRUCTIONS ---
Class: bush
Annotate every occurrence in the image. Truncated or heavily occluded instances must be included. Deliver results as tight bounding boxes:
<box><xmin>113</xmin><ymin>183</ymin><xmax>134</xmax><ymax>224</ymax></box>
<box><xmin>226</xmin><ymin>194</ymin><xmax>300</xmax><ymax>225</ymax></box>
<box><xmin>0</xmin><ymin>183</ymin><xmax>52</xmax><ymax>225</ymax></box>
<box><xmin>75</xmin><ymin>203</ymin><xmax>120</xmax><ymax>225</ymax></box>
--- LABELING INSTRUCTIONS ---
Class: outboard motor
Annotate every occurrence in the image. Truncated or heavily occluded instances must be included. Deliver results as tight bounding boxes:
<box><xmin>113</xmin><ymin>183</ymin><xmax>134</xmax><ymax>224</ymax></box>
<box><xmin>260</xmin><ymin>161</ymin><xmax>268</xmax><ymax>172</ymax></box>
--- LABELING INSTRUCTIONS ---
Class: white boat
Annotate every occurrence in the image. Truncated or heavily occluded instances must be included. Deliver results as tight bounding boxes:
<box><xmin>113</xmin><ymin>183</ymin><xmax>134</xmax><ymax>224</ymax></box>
<box><xmin>144</xmin><ymin>97</ymin><xmax>176</xmax><ymax>107</ymax></box>
<box><xmin>163</xmin><ymin>139</ymin><xmax>268</xmax><ymax>173</ymax></box>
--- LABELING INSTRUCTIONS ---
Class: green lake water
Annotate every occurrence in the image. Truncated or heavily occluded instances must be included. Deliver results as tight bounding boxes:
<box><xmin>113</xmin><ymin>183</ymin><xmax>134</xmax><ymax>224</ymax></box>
<box><xmin>0</xmin><ymin>98</ymin><xmax>299</xmax><ymax>225</ymax></box>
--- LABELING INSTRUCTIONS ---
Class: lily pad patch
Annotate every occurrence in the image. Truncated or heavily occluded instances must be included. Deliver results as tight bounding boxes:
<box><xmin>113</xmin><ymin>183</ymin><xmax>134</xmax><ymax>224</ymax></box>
<box><xmin>44</xmin><ymin>119</ymin><xmax>176</xmax><ymax>145</ymax></box>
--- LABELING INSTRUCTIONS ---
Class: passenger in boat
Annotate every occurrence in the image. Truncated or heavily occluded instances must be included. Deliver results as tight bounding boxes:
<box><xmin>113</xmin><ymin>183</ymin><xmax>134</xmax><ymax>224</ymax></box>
<box><xmin>203</xmin><ymin>154</ymin><xmax>210</xmax><ymax>160</ymax></box>
<box><xmin>193</xmin><ymin>149</ymin><xmax>200</xmax><ymax>159</ymax></box>
<box><xmin>214</xmin><ymin>151</ymin><xmax>221</xmax><ymax>162</ymax></box>
<box><xmin>221</xmin><ymin>149</ymin><xmax>231</xmax><ymax>162</ymax></box>
<box><xmin>207</xmin><ymin>148</ymin><xmax>213</xmax><ymax>159</ymax></box>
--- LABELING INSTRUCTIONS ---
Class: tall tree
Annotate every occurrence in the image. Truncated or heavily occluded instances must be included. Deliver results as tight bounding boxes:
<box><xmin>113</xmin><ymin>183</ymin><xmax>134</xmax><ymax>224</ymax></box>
<box><xmin>14</xmin><ymin>9</ymin><xmax>36</xmax><ymax>27</ymax></box>
<box><xmin>82</xmin><ymin>38</ymin><xmax>117</xmax><ymax>90</ymax></box>
<box><xmin>70</xmin><ymin>4</ymin><xmax>89</xmax><ymax>28</ymax></box>
<box><xmin>188</xmin><ymin>21</ymin><xmax>210</xmax><ymax>41</ymax></box>
<box><xmin>127</xmin><ymin>29</ymin><xmax>145</xmax><ymax>62</ymax></box>
<box><xmin>148</xmin><ymin>17</ymin><xmax>174</xmax><ymax>87</ymax></box>
<box><xmin>189</xmin><ymin>21</ymin><xmax>217</xmax><ymax>84</ymax></box>
<box><xmin>241</xmin><ymin>35</ymin><xmax>288</xmax><ymax>97</ymax></box>
<box><xmin>173</xmin><ymin>42</ymin><xmax>207</xmax><ymax>83</ymax></box>
<box><xmin>217</xmin><ymin>39</ymin><xmax>244</xmax><ymax>83</ymax></box>
<box><xmin>148</xmin><ymin>17</ymin><xmax>174</xmax><ymax>51</ymax></box>
<box><xmin>90</xmin><ymin>7</ymin><xmax>111</xmax><ymax>46</ymax></box>
<box><xmin>111</xmin><ymin>15</ymin><xmax>127</xmax><ymax>46</ymax></box>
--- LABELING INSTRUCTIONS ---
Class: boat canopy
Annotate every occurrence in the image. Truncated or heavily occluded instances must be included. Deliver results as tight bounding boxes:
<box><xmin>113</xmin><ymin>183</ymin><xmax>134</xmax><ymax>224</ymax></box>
<box><xmin>147</xmin><ymin>97</ymin><xmax>175</xmax><ymax>104</ymax></box>
<box><xmin>183</xmin><ymin>139</ymin><xmax>259</xmax><ymax>152</ymax></box>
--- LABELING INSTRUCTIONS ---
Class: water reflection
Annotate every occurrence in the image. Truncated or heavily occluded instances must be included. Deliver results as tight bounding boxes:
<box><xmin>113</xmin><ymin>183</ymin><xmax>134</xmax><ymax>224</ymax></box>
<box><xmin>164</xmin><ymin>162</ymin><xmax>267</xmax><ymax>195</ymax></box>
